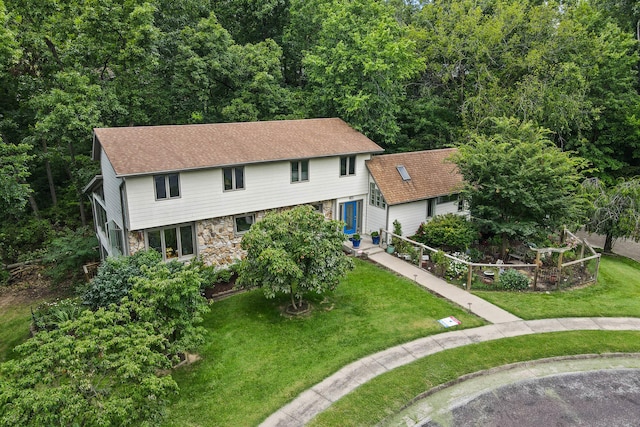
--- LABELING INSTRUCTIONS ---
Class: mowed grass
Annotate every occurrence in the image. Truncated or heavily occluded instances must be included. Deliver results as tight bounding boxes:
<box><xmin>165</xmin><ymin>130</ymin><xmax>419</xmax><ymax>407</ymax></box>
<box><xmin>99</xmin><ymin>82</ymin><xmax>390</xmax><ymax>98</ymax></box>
<box><xmin>473</xmin><ymin>255</ymin><xmax>640</xmax><ymax>319</ymax></box>
<box><xmin>309</xmin><ymin>330</ymin><xmax>640</xmax><ymax>426</ymax></box>
<box><xmin>0</xmin><ymin>303</ymin><xmax>33</xmax><ymax>363</ymax></box>
<box><xmin>164</xmin><ymin>259</ymin><xmax>485</xmax><ymax>426</ymax></box>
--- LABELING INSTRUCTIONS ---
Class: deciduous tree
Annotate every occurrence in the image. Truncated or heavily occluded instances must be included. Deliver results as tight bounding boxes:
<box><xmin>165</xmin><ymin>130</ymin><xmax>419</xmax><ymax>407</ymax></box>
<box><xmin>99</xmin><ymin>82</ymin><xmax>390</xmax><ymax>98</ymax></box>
<box><xmin>451</xmin><ymin>117</ymin><xmax>589</xmax><ymax>256</ymax></box>
<box><xmin>238</xmin><ymin>205</ymin><xmax>354</xmax><ymax>310</ymax></box>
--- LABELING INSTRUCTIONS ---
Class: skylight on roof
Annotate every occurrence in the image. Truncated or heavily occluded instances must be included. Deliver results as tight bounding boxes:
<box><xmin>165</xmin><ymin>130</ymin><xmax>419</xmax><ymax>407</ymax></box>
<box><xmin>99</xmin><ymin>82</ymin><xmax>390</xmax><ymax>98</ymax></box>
<box><xmin>397</xmin><ymin>165</ymin><xmax>411</xmax><ymax>181</ymax></box>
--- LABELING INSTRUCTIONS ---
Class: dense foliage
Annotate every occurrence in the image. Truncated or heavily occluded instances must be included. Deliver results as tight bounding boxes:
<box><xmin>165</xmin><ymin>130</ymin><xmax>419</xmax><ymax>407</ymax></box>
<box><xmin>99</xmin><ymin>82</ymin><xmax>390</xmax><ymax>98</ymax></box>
<box><xmin>1</xmin><ymin>0</ymin><xmax>640</xmax><ymax>262</ymax></box>
<box><xmin>497</xmin><ymin>268</ymin><xmax>531</xmax><ymax>291</ymax></box>
<box><xmin>414</xmin><ymin>214</ymin><xmax>477</xmax><ymax>251</ymax></box>
<box><xmin>0</xmin><ymin>250</ymin><xmax>209</xmax><ymax>426</ymax></box>
<box><xmin>237</xmin><ymin>205</ymin><xmax>354</xmax><ymax>309</ymax></box>
<box><xmin>451</xmin><ymin>118</ymin><xmax>589</xmax><ymax>255</ymax></box>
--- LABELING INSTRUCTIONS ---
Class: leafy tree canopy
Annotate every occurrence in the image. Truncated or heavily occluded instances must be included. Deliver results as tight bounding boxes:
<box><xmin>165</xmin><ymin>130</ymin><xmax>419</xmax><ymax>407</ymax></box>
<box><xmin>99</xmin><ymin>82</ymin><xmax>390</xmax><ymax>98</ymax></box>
<box><xmin>0</xmin><ymin>139</ymin><xmax>33</xmax><ymax>217</ymax></box>
<box><xmin>451</xmin><ymin>117</ymin><xmax>590</xmax><ymax>251</ymax></box>
<box><xmin>237</xmin><ymin>205</ymin><xmax>354</xmax><ymax>309</ymax></box>
<box><xmin>0</xmin><ymin>249</ymin><xmax>209</xmax><ymax>426</ymax></box>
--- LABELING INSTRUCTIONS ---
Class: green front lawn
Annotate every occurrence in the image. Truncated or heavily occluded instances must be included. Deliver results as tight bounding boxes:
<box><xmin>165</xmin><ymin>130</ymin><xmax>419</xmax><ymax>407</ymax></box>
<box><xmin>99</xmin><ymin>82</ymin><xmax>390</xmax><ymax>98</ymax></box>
<box><xmin>474</xmin><ymin>255</ymin><xmax>640</xmax><ymax>319</ymax></box>
<box><xmin>0</xmin><ymin>304</ymin><xmax>33</xmax><ymax>363</ymax></box>
<box><xmin>309</xmin><ymin>330</ymin><xmax>640</xmax><ymax>426</ymax></box>
<box><xmin>164</xmin><ymin>259</ymin><xmax>484</xmax><ymax>426</ymax></box>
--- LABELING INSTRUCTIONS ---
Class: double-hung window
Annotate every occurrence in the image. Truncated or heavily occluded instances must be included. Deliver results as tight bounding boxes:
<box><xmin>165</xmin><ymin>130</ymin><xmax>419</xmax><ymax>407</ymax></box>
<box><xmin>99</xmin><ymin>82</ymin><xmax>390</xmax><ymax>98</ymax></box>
<box><xmin>291</xmin><ymin>160</ymin><xmax>309</xmax><ymax>182</ymax></box>
<box><xmin>147</xmin><ymin>224</ymin><xmax>195</xmax><ymax>261</ymax></box>
<box><xmin>223</xmin><ymin>166</ymin><xmax>244</xmax><ymax>191</ymax></box>
<box><xmin>340</xmin><ymin>155</ymin><xmax>356</xmax><ymax>176</ymax></box>
<box><xmin>154</xmin><ymin>173</ymin><xmax>180</xmax><ymax>200</ymax></box>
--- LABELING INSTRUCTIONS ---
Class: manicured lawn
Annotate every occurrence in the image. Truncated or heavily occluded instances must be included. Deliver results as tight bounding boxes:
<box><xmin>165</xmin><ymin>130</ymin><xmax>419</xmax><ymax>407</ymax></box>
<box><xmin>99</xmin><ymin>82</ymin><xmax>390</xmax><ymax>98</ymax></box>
<box><xmin>164</xmin><ymin>259</ymin><xmax>484</xmax><ymax>426</ymax></box>
<box><xmin>309</xmin><ymin>330</ymin><xmax>640</xmax><ymax>426</ymax></box>
<box><xmin>473</xmin><ymin>255</ymin><xmax>640</xmax><ymax>319</ymax></box>
<box><xmin>0</xmin><ymin>304</ymin><xmax>33</xmax><ymax>363</ymax></box>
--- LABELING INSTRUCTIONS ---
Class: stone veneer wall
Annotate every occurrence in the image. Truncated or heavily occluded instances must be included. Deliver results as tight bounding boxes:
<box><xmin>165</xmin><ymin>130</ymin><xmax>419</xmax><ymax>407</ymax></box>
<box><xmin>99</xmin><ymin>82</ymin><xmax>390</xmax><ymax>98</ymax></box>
<box><xmin>128</xmin><ymin>200</ymin><xmax>334</xmax><ymax>268</ymax></box>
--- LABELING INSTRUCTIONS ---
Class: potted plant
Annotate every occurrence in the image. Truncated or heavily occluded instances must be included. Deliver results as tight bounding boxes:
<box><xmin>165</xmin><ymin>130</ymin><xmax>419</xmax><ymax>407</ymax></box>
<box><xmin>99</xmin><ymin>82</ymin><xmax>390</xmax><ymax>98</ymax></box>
<box><xmin>371</xmin><ymin>231</ymin><xmax>380</xmax><ymax>245</ymax></box>
<box><xmin>351</xmin><ymin>234</ymin><xmax>361</xmax><ymax>248</ymax></box>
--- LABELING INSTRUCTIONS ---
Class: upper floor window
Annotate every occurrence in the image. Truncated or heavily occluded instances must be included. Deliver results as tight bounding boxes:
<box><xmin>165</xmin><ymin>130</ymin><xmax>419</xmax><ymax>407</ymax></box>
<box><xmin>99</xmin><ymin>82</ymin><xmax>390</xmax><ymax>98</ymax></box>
<box><xmin>340</xmin><ymin>155</ymin><xmax>356</xmax><ymax>176</ymax></box>
<box><xmin>369</xmin><ymin>182</ymin><xmax>386</xmax><ymax>209</ymax></box>
<box><xmin>291</xmin><ymin>160</ymin><xmax>309</xmax><ymax>182</ymax></box>
<box><xmin>154</xmin><ymin>173</ymin><xmax>180</xmax><ymax>200</ymax></box>
<box><xmin>224</xmin><ymin>166</ymin><xmax>245</xmax><ymax>191</ymax></box>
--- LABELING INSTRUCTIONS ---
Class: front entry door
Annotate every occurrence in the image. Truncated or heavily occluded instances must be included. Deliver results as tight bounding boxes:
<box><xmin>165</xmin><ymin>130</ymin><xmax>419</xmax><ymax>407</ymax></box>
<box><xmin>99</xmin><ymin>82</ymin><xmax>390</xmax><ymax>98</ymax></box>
<box><xmin>342</xmin><ymin>201</ymin><xmax>358</xmax><ymax>235</ymax></box>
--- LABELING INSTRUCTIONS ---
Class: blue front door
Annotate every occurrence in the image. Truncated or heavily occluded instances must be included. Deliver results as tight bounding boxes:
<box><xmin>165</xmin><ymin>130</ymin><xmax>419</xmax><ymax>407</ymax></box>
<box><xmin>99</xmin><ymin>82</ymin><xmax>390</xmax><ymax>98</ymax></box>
<box><xmin>342</xmin><ymin>201</ymin><xmax>357</xmax><ymax>235</ymax></box>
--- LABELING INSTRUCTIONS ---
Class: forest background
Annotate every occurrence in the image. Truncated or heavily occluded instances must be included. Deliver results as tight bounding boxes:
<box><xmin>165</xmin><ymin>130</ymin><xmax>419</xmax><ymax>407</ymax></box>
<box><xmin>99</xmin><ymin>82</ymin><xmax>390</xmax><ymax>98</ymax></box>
<box><xmin>1</xmin><ymin>0</ymin><xmax>640</xmax><ymax>268</ymax></box>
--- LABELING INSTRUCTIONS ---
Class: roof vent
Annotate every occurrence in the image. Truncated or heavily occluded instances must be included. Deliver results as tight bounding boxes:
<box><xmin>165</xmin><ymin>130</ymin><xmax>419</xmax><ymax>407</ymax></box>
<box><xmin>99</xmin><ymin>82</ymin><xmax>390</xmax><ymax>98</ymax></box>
<box><xmin>396</xmin><ymin>165</ymin><xmax>411</xmax><ymax>181</ymax></box>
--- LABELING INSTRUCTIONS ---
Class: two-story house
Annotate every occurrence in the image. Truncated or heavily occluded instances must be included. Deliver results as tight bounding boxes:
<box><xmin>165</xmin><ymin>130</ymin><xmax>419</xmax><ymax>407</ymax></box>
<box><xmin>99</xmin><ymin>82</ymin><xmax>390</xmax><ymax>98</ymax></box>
<box><xmin>86</xmin><ymin>118</ymin><xmax>384</xmax><ymax>266</ymax></box>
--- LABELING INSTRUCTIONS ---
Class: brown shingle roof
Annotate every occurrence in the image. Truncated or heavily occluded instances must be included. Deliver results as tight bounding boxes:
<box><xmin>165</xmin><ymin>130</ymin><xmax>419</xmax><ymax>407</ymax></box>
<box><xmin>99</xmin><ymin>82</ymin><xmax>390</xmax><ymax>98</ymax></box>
<box><xmin>366</xmin><ymin>148</ymin><xmax>463</xmax><ymax>205</ymax></box>
<box><xmin>94</xmin><ymin>118</ymin><xmax>384</xmax><ymax>176</ymax></box>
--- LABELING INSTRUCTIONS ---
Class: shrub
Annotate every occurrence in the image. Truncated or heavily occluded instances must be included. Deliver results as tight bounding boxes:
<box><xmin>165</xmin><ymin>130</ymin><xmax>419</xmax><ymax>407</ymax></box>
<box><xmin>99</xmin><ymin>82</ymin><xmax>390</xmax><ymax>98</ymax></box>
<box><xmin>32</xmin><ymin>298</ymin><xmax>85</xmax><ymax>332</ymax></box>
<box><xmin>497</xmin><ymin>269</ymin><xmax>530</xmax><ymax>291</ymax></box>
<box><xmin>431</xmin><ymin>250</ymin><xmax>450</xmax><ymax>277</ymax></box>
<box><xmin>41</xmin><ymin>227</ymin><xmax>99</xmax><ymax>284</ymax></box>
<box><xmin>0</xmin><ymin>217</ymin><xmax>53</xmax><ymax>264</ymax></box>
<box><xmin>83</xmin><ymin>250</ymin><xmax>162</xmax><ymax>309</ymax></box>
<box><xmin>445</xmin><ymin>252</ymin><xmax>469</xmax><ymax>280</ymax></box>
<box><xmin>414</xmin><ymin>214</ymin><xmax>477</xmax><ymax>251</ymax></box>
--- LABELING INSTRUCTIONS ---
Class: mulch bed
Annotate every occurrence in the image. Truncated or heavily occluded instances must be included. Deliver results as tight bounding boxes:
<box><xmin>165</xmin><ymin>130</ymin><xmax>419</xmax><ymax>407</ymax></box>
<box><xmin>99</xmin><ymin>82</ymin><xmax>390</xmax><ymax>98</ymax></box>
<box><xmin>202</xmin><ymin>273</ymin><xmax>243</xmax><ymax>301</ymax></box>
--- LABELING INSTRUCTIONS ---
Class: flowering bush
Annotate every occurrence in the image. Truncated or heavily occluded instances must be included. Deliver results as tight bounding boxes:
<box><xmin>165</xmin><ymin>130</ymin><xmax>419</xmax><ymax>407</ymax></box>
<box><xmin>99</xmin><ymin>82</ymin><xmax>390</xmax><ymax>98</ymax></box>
<box><xmin>445</xmin><ymin>252</ymin><xmax>469</xmax><ymax>280</ymax></box>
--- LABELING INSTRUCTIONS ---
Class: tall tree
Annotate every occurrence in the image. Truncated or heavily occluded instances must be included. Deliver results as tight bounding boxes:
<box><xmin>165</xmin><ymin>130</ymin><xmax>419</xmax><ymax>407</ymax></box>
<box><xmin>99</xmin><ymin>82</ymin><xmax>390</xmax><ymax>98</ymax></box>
<box><xmin>0</xmin><ymin>139</ymin><xmax>33</xmax><ymax>217</ymax></box>
<box><xmin>302</xmin><ymin>0</ymin><xmax>424</xmax><ymax>146</ymax></box>
<box><xmin>413</xmin><ymin>0</ymin><xmax>640</xmax><ymax>178</ymax></box>
<box><xmin>451</xmin><ymin>117</ymin><xmax>590</xmax><ymax>256</ymax></box>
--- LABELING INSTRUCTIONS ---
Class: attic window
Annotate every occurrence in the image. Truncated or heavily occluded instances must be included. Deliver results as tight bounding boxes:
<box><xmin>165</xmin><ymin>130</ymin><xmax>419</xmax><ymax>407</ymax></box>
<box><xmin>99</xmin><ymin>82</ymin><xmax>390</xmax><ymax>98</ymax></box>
<box><xmin>396</xmin><ymin>165</ymin><xmax>411</xmax><ymax>181</ymax></box>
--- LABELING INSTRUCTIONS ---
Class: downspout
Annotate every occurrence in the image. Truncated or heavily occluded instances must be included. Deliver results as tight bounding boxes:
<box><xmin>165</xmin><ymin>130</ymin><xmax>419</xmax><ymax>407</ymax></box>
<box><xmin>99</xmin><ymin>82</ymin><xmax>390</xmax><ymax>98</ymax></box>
<box><xmin>120</xmin><ymin>180</ymin><xmax>130</xmax><ymax>256</ymax></box>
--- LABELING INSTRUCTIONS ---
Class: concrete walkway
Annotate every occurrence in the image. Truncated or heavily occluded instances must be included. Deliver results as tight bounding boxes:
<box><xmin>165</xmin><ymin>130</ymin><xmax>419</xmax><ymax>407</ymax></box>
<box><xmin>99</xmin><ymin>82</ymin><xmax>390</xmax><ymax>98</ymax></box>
<box><xmin>260</xmin><ymin>241</ymin><xmax>640</xmax><ymax>426</ymax></box>
<box><xmin>366</xmin><ymin>249</ymin><xmax>521</xmax><ymax>324</ymax></box>
<box><xmin>260</xmin><ymin>317</ymin><xmax>640</xmax><ymax>427</ymax></box>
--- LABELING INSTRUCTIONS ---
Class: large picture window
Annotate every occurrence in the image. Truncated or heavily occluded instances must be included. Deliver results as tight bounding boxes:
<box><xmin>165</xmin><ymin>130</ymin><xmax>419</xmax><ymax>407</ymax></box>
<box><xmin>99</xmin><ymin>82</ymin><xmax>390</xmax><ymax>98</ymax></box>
<box><xmin>291</xmin><ymin>160</ymin><xmax>309</xmax><ymax>182</ymax></box>
<box><xmin>154</xmin><ymin>173</ymin><xmax>180</xmax><ymax>200</ymax></box>
<box><xmin>340</xmin><ymin>155</ymin><xmax>356</xmax><ymax>176</ymax></box>
<box><xmin>147</xmin><ymin>224</ymin><xmax>195</xmax><ymax>261</ymax></box>
<box><xmin>223</xmin><ymin>166</ymin><xmax>245</xmax><ymax>191</ymax></box>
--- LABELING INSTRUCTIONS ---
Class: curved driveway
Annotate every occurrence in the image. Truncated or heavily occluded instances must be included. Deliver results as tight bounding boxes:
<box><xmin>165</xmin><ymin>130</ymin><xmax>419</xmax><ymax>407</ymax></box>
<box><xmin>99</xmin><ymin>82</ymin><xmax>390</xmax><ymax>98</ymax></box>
<box><xmin>260</xmin><ymin>318</ymin><xmax>640</xmax><ymax>426</ymax></box>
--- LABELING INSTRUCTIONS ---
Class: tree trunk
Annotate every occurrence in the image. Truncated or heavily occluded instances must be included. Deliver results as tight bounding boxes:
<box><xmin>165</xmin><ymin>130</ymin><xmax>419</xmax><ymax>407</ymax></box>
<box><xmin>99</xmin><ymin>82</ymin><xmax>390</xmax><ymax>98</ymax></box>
<box><xmin>290</xmin><ymin>292</ymin><xmax>298</xmax><ymax>310</ymax></box>
<box><xmin>604</xmin><ymin>233</ymin><xmax>614</xmax><ymax>253</ymax></box>
<box><xmin>67</xmin><ymin>142</ymin><xmax>87</xmax><ymax>226</ymax></box>
<box><xmin>42</xmin><ymin>140</ymin><xmax>57</xmax><ymax>206</ymax></box>
<box><xmin>500</xmin><ymin>232</ymin><xmax>509</xmax><ymax>260</ymax></box>
<box><xmin>28</xmin><ymin>194</ymin><xmax>40</xmax><ymax>218</ymax></box>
